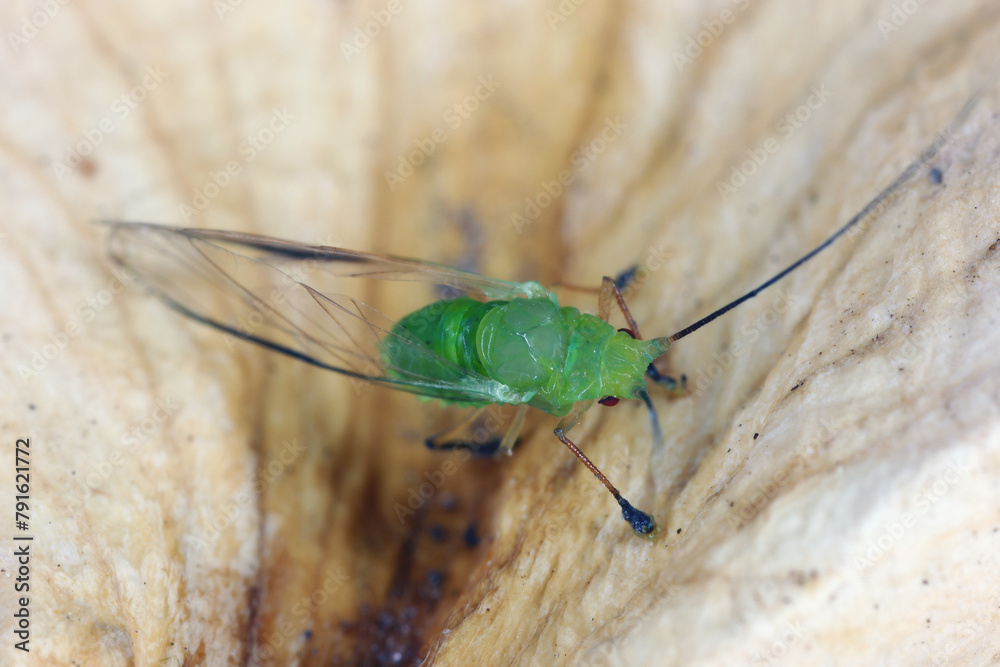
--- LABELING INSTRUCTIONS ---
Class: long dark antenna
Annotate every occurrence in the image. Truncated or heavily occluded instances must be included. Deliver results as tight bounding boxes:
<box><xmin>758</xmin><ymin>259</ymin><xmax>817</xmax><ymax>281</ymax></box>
<box><xmin>666</xmin><ymin>78</ymin><xmax>990</xmax><ymax>344</ymax></box>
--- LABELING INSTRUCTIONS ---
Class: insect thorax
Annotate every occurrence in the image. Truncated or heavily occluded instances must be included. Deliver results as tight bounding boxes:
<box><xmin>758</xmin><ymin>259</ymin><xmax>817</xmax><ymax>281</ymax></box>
<box><xmin>383</xmin><ymin>296</ymin><xmax>667</xmax><ymax>415</ymax></box>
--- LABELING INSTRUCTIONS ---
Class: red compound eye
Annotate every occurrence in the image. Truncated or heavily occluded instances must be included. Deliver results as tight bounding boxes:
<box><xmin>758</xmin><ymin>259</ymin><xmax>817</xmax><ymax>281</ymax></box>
<box><xmin>617</xmin><ymin>328</ymin><xmax>636</xmax><ymax>339</ymax></box>
<box><xmin>599</xmin><ymin>396</ymin><xmax>620</xmax><ymax>407</ymax></box>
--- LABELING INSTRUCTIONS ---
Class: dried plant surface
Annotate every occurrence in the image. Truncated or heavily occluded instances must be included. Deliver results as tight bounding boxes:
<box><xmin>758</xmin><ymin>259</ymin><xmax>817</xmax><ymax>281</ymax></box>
<box><xmin>2</xmin><ymin>1</ymin><xmax>999</xmax><ymax>665</ymax></box>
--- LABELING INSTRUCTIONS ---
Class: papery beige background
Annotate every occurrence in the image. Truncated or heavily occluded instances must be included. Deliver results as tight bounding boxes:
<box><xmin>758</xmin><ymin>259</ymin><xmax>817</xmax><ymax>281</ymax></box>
<box><xmin>1</xmin><ymin>1</ymin><xmax>999</xmax><ymax>665</ymax></box>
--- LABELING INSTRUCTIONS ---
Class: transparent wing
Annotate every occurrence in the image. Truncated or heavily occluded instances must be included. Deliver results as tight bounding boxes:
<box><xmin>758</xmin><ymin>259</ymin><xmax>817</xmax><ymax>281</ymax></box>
<box><xmin>102</xmin><ymin>221</ymin><xmax>538</xmax><ymax>403</ymax></box>
<box><xmin>113</xmin><ymin>223</ymin><xmax>550</xmax><ymax>300</ymax></box>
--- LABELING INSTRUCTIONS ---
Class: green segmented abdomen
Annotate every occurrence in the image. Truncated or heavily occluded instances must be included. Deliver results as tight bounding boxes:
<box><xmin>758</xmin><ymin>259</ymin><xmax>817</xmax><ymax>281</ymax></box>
<box><xmin>384</xmin><ymin>296</ymin><xmax>571</xmax><ymax>408</ymax></box>
<box><xmin>389</xmin><ymin>296</ymin><xmax>501</xmax><ymax>377</ymax></box>
<box><xmin>384</xmin><ymin>295</ymin><xmax>667</xmax><ymax>414</ymax></box>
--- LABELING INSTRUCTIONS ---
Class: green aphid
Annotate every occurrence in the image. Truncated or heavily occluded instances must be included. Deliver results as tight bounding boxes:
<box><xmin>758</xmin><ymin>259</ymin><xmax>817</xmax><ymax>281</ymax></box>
<box><xmin>104</xmin><ymin>221</ymin><xmax>677</xmax><ymax>535</ymax></box>
<box><xmin>102</xmin><ymin>75</ymin><xmax>985</xmax><ymax>536</ymax></box>
<box><xmin>385</xmin><ymin>295</ymin><xmax>666</xmax><ymax>413</ymax></box>
<box><xmin>383</xmin><ymin>291</ymin><xmax>673</xmax><ymax>535</ymax></box>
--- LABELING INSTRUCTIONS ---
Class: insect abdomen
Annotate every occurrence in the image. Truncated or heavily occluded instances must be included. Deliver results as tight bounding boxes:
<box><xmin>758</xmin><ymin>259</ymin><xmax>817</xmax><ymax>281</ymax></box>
<box><xmin>385</xmin><ymin>296</ymin><xmax>574</xmax><ymax>406</ymax></box>
<box><xmin>387</xmin><ymin>296</ymin><xmax>664</xmax><ymax>412</ymax></box>
<box><xmin>390</xmin><ymin>296</ymin><xmax>500</xmax><ymax>375</ymax></box>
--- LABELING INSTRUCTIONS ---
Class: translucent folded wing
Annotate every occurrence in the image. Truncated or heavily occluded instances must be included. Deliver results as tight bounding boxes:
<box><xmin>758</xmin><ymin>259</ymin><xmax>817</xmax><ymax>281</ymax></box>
<box><xmin>103</xmin><ymin>221</ymin><xmax>535</xmax><ymax>403</ymax></box>
<box><xmin>112</xmin><ymin>223</ymin><xmax>549</xmax><ymax>300</ymax></box>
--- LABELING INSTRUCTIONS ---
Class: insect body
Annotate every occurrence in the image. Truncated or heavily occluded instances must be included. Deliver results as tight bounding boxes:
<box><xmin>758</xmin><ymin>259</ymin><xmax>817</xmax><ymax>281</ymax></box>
<box><xmin>104</xmin><ymin>222</ymin><xmax>670</xmax><ymax>535</ymax></box>
<box><xmin>102</xmin><ymin>74</ymin><xmax>988</xmax><ymax>537</ymax></box>
<box><xmin>385</xmin><ymin>295</ymin><xmax>667</xmax><ymax>414</ymax></box>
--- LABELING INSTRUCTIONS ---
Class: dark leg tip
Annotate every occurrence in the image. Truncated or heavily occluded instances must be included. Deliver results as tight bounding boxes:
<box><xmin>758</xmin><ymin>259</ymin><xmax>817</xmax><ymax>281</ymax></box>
<box><xmin>618</xmin><ymin>498</ymin><xmax>657</xmax><ymax>536</ymax></box>
<box><xmin>646</xmin><ymin>364</ymin><xmax>687</xmax><ymax>394</ymax></box>
<box><xmin>614</xmin><ymin>265</ymin><xmax>640</xmax><ymax>290</ymax></box>
<box><xmin>424</xmin><ymin>437</ymin><xmax>505</xmax><ymax>457</ymax></box>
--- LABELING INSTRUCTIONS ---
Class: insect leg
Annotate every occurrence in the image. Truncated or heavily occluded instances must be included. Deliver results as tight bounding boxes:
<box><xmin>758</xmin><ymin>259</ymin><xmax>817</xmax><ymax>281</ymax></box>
<box><xmin>636</xmin><ymin>388</ymin><xmax>663</xmax><ymax>448</ymax></box>
<box><xmin>597</xmin><ymin>277</ymin><xmax>679</xmax><ymax>439</ymax></box>
<box><xmin>601</xmin><ymin>277</ymin><xmax>688</xmax><ymax>395</ymax></box>
<box><xmin>598</xmin><ymin>276</ymin><xmax>686</xmax><ymax>393</ymax></box>
<box><xmin>425</xmin><ymin>437</ymin><xmax>504</xmax><ymax>456</ymax></box>
<box><xmin>554</xmin><ymin>265</ymin><xmax>638</xmax><ymax>296</ymax></box>
<box><xmin>552</xmin><ymin>422</ymin><xmax>656</xmax><ymax>536</ymax></box>
<box><xmin>425</xmin><ymin>406</ymin><xmax>506</xmax><ymax>457</ymax></box>
<box><xmin>551</xmin><ymin>280</ymin><xmax>600</xmax><ymax>294</ymax></box>
<box><xmin>646</xmin><ymin>363</ymin><xmax>687</xmax><ymax>395</ymax></box>
<box><xmin>598</xmin><ymin>276</ymin><xmax>641</xmax><ymax>336</ymax></box>
<box><xmin>497</xmin><ymin>404</ymin><xmax>528</xmax><ymax>456</ymax></box>
<box><xmin>612</xmin><ymin>265</ymin><xmax>640</xmax><ymax>291</ymax></box>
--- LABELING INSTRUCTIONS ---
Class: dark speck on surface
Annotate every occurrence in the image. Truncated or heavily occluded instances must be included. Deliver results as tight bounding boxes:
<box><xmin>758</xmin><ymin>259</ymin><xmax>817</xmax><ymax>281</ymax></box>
<box><xmin>463</xmin><ymin>523</ymin><xmax>480</xmax><ymax>548</ymax></box>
